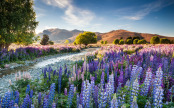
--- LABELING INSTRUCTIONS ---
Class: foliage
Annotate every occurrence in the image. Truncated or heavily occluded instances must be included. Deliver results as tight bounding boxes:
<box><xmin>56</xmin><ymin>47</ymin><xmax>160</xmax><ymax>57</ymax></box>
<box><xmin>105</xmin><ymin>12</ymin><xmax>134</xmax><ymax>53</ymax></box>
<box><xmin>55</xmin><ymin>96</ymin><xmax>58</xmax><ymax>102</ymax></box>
<box><xmin>126</xmin><ymin>39</ymin><xmax>132</xmax><ymax>44</ymax></box>
<box><xmin>48</xmin><ymin>41</ymin><xmax>54</xmax><ymax>45</ymax></box>
<box><xmin>0</xmin><ymin>0</ymin><xmax>38</xmax><ymax>49</ymax></box>
<box><xmin>150</xmin><ymin>36</ymin><xmax>160</xmax><ymax>44</ymax></box>
<box><xmin>133</xmin><ymin>36</ymin><xmax>140</xmax><ymax>41</ymax></box>
<box><xmin>74</xmin><ymin>32</ymin><xmax>97</xmax><ymax>47</ymax></box>
<box><xmin>127</xmin><ymin>36</ymin><xmax>132</xmax><ymax>40</ymax></box>
<box><xmin>119</xmin><ymin>39</ymin><xmax>124</xmax><ymax>44</ymax></box>
<box><xmin>160</xmin><ymin>38</ymin><xmax>170</xmax><ymax>44</ymax></box>
<box><xmin>137</xmin><ymin>39</ymin><xmax>146</xmax><ymax>44</ymax></box>
<box><xmin>113</xmin><ymin>39</ymin><xmax>119</xmax><ymax>44</ymax></box>
<box><xmin>104</xmin><ymin>40</ymin><xmax>108</xmax><ymax>44</ymax></box>
<box><xmin>100</xmin><ymin>40</ymin><xmax>104</xmax><ymax>44</ymax></box>
<box><xmin>64</xmin><ymin>40</ymin><xmax>69</xmax><ymax>44</ymax></box>
<box><xmin>133</xmin><ymin>39</ymin><xmax>139</xmax><ymax>44</ymax></box>
<box><xmin>40</xmin><ymin>34</ymin><xmax>49</xmax><ymax>45</ymax></box>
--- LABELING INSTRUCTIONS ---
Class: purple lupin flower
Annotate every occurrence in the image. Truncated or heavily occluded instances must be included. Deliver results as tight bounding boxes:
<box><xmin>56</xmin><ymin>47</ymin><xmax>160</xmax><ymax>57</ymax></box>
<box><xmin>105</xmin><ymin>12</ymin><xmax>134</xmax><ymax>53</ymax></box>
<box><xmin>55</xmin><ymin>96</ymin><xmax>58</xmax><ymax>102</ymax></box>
<box><xmin>142</xmin><ymin>68</ymin><xmax>152</xmax><ymax>96</ymax></box>
<box><xmin>30</xmin><ymin>90</ymin><xmax>33</xmax><ymax>98</ymax></box>
<box><xmin>52</xmin><ymin>102</ymin><xmax>56</xmax><ymax>108</ymax></box>
<box><xmin>81</xmin><ymin>80</ymin><xmax>91</xmax><ymax>108</ymax></box>
<box><xmin>111</xmin><ymin>93</ymin><xmax>118</xmax><ymax>108</ymax></box>
<box><xmin>64</xmin><ymin>88</ymin><xmax>67</xmax><ymax>96</ymax></box>
<box><xmin>15</xmin><ymin>91</ymin><xmax>19</xmax><ymax>104</ymax></box>
<box><xmin>67</xmin><ymin>84</ymin><xmax>75</xmax><ymax>108</ymax></box>
<box><xmin>153</xmin><ymin>86</ymin><xmax>163</xmax><ymax>108</ymax></box>
<box><xmin>98</xmin><ymin>87</ymin><xmax>107</xmax><ymax>108</ymax></box>
<box><xmin>26</xmin><ymin>84</ymin><xmax>30</xmax><ymax>94</ymax></box>
<box><xmin>48</xmin><ymin>83</ymin><xmax>56</xmax><ymax>106</ymax></box>
<box><xmin>43</xmin><ymin>97</ymin><xmax>48</xmax><ymax>108</ymax></box>
<box><xmin>130</xmin><ymin>96</ymin><xmax>138</xmax><ymax>108</ymax></box>
<box><xmin>21</xmin><ymin>94</ymin><xmax>31</xmax><ymax>108</ymax></box>
<box><xmin>131</xmin><ymin>78</ymin><xmax>139</xmax><ymax>102</ymax></box>
<box><xmin>38</xmin><ymin>92</ymin><xmax>42</xmax><ymax>105</ymax></box>
<box><xmin>58</xmin><ymin>66</ymin><xmax>62</xmax><ymax>94</ymax></box>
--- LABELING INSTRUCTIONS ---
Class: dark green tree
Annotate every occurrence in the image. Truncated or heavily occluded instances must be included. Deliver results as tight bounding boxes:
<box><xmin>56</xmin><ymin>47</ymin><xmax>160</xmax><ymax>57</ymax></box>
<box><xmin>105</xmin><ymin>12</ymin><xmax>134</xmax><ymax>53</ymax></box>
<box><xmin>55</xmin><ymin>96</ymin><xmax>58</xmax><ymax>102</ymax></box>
<box><xmin>48</xmin><ymin>41</ymin><xmax>54</xmax><ymax>45</ymax></box>
<box><xmin>133</xmin><ymin>39</ymin><xmax>139</xmax><ymax>44</ymax></box>
<box><xmin>100</xmin><ymin>40</ymin><xmax>104</xmax><ymax>44</ymax></box>
<box><xmin>119</xmin><ymin>39</ymin><xmax>124</xmax><ymax>45</ymax></box>
<box><xmin>137</xmin><ymin>39</ymin><xmax>146</xmax><ymax>44</ymax></box>
<box><xmin>0</xmin><ymin>0</ymin><xmax>38</xmax><ymax>49</ymax></box>
<box><xmin>74</xmin><ymin>32</ymin><xmax>97</xmax><ymax>47</ymax></box>
<box><xmin>113</xmin><ymin>39</ymin><xmax>119</xmax><ymax>44</ymax></box>
<box><xmin>133</xmin><ymin>36</ymin><xmax>140</xmax><ymax>41</ymax></box>
<box><xmin>126</xmin><ymin>39</ymin><xmax>132</xmax><ymax>44</ymax></box>
<box><xmin>104</xmin><ymin>40</ymin><xmax>108</xmax><ymax>44</ymax></box>
<box><xmin>160</xmin><ymin>38</ymin><xmax>170</xmax><ymax>44</ymax></box>
<box><xmin>150</xmin><ymin>36</ymin><xmax>160</xmax><ymax>44</ymax></box>
<box><xmin>127</xmin><ymin>36</ymin><xmax>132</xmax><ymax>40</ymax></box>
<box><xmin>40</xmin><ymin>34</ymin><xmax>49</xmax><ymax>45</ymax></box>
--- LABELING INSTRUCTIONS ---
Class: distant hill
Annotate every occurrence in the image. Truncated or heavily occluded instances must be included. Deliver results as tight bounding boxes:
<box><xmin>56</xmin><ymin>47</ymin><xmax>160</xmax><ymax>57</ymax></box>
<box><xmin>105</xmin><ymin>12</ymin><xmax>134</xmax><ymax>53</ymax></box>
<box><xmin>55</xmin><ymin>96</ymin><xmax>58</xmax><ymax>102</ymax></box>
<box><xmin>37</xmin><ymin>28</ymin><xmax>174</xmax><ymax>43</ymax></box>
<box><xmin>37</xmin><ymin>28</ymin><xmax>84</xmax><ymax>43</ymax></box>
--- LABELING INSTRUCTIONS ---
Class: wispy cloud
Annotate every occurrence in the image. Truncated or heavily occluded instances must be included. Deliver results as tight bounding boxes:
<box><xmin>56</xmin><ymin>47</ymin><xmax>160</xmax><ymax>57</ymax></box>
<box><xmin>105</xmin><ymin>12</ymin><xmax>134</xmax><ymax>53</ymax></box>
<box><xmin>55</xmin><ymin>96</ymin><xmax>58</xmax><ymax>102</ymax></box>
<box><xmin>42</xmin><ymin>0</ymin><xmax>95</xmax><ymax>26</ymax></box>
<box><xmin>118</xmin><ymin>0</ymin><xmax>174</xmax><ymax>20</ymax></box>
<box><xmin>34</xmin><ymin>7</ymin><xmax>46</xmax><ymax>18</ymax></box>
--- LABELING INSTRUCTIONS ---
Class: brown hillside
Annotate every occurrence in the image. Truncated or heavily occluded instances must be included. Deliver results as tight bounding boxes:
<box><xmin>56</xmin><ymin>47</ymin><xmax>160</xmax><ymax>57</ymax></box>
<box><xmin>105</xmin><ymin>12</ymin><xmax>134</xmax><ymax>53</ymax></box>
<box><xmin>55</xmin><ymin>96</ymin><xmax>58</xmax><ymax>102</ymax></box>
<box><xmin>97</xmin><ymin>29</ymin><xmax>174</xmax><ymax>43</ymax></box>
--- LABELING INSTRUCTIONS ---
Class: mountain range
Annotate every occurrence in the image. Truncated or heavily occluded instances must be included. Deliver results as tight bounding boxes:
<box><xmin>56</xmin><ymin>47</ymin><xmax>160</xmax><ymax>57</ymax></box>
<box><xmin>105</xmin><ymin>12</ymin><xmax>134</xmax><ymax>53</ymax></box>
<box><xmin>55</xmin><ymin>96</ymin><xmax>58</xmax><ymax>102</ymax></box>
<box><xmin>37</xmin><ymin>28</ymin><xmax>174</xmax><ymax>43</ymax></box>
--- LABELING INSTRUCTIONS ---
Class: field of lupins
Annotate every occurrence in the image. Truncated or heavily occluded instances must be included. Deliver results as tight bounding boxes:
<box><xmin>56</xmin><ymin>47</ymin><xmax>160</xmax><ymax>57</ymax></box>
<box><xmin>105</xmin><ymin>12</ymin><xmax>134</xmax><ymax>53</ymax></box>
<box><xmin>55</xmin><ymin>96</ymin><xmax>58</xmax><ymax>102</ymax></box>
<box><xmin>0</xmin><ymin>45</ymin><xmax>80</xmax><ymax>67</ymax></box>
<box><xmin>0</xmin><ymin>44</ymin><xmax>174</xmax><ymax>108</ymax></box>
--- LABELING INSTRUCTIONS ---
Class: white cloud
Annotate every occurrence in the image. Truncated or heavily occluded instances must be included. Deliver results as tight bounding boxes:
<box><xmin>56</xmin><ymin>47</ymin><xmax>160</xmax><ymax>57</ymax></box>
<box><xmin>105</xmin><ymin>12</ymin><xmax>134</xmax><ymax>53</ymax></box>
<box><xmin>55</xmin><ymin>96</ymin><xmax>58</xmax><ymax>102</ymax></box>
<box><xmin>119</xmin><ymin>0</ymin><xmax>174</xmax><ymax>20</ymax></box>
<box><xmin>34</xmin><ymin>7</ymin><xmax>46</xmax><ymax>18</ymax></box>
<box><xmin>42</xmin><ymin>0</ymin><xmax>95</xmax><ymax>26</ymax></box>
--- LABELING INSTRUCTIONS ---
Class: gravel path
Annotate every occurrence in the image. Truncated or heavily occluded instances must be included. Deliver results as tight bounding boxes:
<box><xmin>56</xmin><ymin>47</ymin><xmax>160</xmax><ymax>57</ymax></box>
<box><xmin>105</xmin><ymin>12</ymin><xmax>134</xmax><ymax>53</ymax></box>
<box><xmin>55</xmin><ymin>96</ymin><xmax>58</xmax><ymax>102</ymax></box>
<box><xmin>0</xmin><ymin>48</ymin><xmax>99</xmax><ymax>96</ymax></box>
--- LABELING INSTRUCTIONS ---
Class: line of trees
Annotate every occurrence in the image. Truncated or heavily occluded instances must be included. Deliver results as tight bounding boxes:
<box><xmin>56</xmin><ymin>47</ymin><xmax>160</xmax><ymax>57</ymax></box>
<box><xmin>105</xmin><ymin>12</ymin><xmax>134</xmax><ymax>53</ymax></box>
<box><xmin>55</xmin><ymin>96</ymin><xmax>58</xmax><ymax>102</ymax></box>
<box><xmin>111</xmin><ymin>36</ymin><xmax>173</xmax><ymax>45</ymax></box>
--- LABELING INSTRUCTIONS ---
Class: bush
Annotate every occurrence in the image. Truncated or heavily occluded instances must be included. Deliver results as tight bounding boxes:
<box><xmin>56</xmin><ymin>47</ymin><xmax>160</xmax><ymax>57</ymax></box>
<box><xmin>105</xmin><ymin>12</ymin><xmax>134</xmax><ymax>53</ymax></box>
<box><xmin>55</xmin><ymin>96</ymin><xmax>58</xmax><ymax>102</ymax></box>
<box><xmin>48</xmin><ymin>41</ymin><xmax>54</xmax><ymax>45</ymax></box>
<box><xmin>100</xmin><ymin>40</ymin><xmax>104</xmax><ymax>44</ymax></box>
<box><xmin>150</xmin><ymin>36</ymin><xmax>160</xmax><ymax>44</ymax></box>
<box><xmin>113</xmin><ymin>39</ymin><xmax>119</xmax><ymax>44</ymax></box>
<box><xmin>104</xmin><ymin>40</ymin><xmax>108</xmax><ymax>44</ymax></box>
<box><xmin>119</xmin><ymin>39</ymin><xmax>124</xmax><ymax>45</ymax></box>
<box><xmin>160</xmin><ymin>38</ymin><xmax>170</xmax><ymax>44</ymax></box>
<box><xmin>126</xmin><ymin>39</ymin><xmax>132</xmax><ymax>44</ymax></box>
<box><xmin>133</xmin><ymin>36</ymin><xmax>140</xmax><ymax>41</ymax></box>
<box><xmin>133</xmin><ymin>39</ymin><xmax>139</xmax><ymax>44</ymax></box>
<box><xmin>137</xmin><ymin>39</ymin><xmax>146</xmax><ymax>44</ymax></box>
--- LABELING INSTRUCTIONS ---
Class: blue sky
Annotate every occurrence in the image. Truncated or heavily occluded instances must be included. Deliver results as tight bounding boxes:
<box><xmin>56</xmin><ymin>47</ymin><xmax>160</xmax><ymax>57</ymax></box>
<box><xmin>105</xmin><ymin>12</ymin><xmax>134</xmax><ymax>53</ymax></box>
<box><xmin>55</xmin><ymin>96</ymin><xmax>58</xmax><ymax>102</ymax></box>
<box><xmin>34</xmin><ymin>0</ymin><xmax>174</xmax><ymax>37</ymax></box>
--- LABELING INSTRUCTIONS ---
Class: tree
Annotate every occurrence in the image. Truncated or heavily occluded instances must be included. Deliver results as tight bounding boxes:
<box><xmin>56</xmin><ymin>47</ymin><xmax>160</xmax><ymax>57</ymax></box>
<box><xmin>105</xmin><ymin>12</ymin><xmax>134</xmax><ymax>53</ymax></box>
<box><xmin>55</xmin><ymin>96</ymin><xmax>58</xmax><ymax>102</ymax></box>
<box><xmin>48</xmin><ymin>41</ymin><xmax>54</xmax><ymax>45</ymax></box>
<box><xmin>104</xmin><ymin>41</ymin><xmax>108</xmax><ymax>44</ymax></box>
<box><xmin>120</xmin><ymin>37</ymin><xmax>123</xmax><ymax>40</ymax></box>
<box><xmin>137</xmin><ymin>39</ymin><xmax>146</xmax><ymax>44</ymax></box>
<box><xmin>0</xmin><ymin>0</ymin><xmax>38</xmax><ymax>50</ymax></box>
<box><xmin>64</xmin><ymin>40</ymin><xmax>69</xmax><ymax>44</ymax></box>
<box><xmin>133</xmin><ymin>36</ymin><xmax>140</xmax><ymax>41</ymax></box>
<box><xmin>133</xmin><ymin>39</ymin><xmax>139</xmax><ymax>44</ymax></box>
<box><xmin>127</xmin><ymin>36</ymin><xmax>132</xmax><ymax>40</ymax></box>
<box><xmin>74</xmin><ymin>32</ymin><xmax>97</xmax><ymax>47</ymax></box>
<box><xmin>100</xmin><ymin>40</ymin><xmax>104</xmax><ymax>44</ymax></box>
<box><xmin>119</xmin><ymin>39</ymin><xmax>124</xmax><ymax>45</ymax></box>
<box><xmin>150</xmin><ymin>36</ymin><xmax>160</xmax><ymax>44</ymax></box>
<box><xmin>113</xmin><ymin>39</ymin><xmax>119</xmax><ymax>44</ymax></box>
<box><xmin>40</xmin><ymin>34</ymin><xmax>49</xmax><ymax>45</ymax></box>
<box><xmin>126</xmin><ymin>39</ymin><xmax>132</xmax><ymax>44</ymax></box>
<box><xmin>160</xmin><ymin>38</ymin><xmax>170</xmax><ymax>44</ymax></box>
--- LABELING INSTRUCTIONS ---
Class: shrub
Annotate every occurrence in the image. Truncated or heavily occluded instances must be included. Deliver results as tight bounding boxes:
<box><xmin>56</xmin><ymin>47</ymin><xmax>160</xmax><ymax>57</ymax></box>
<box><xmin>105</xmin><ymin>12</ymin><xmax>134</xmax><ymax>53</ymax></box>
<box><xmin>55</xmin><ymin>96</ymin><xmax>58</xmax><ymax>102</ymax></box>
<box><xmin>119</xmin><ymin>39</ymin><xmax>124</xmax><ymax>45</ymax></box>
<box><xmin>104</xmin><ymin>40</ymin><xmax>108</xmax><ymax>44</ymax></box>
<box><xmin>113</xmin><ymin>39</ymin><xmax>119</xmax><ymax>44</ymax></box>
<box><xmin>100</xmin><ymin>40</ymin><xmax>104</xmax><ymax>44</ymax></box>
<box><xmin>126</xmin><ymin>39</ymin><xmax>132</xmax><ymax>44</ymax></box>
<box><xmin>150</xmin><ymin>36</ymin><xmax>160</xmax><ymax>44</ymax></box>
<box><xmin>133</xmin><ymin>39</ymin><xmax>139</xmax><ymax>44</ymax></box>
<box><xmin>137</xmin><ymin>39</ymin><xmax>146</xmax><ymax>44</ymax></box>
<box><xmin>160</xmin><ymin>38</ymin><xmax>170</xmax><ymax>44</ymax></box>
<box><xmin>48</xmin><ymin>41</ymin><xmax>54</xmax><ymax>45</ymax></box>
